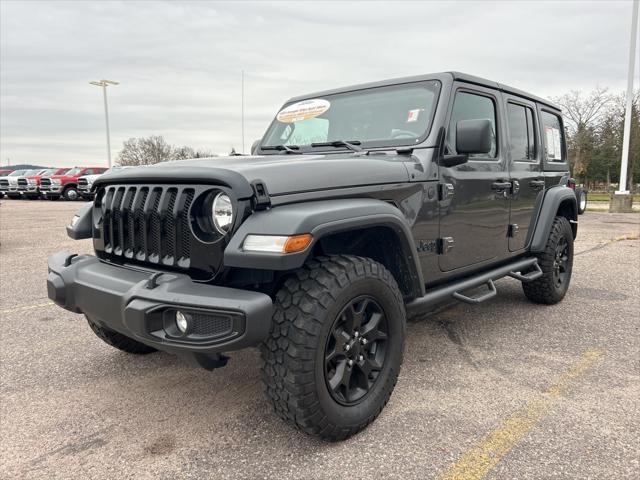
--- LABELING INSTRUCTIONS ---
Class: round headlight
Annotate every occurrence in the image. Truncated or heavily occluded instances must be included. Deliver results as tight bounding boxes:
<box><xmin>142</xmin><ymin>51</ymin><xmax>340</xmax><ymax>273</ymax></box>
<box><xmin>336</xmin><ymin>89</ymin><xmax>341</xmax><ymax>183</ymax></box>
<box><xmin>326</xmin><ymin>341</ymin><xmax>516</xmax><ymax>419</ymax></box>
<box><xmin>212</xmin><ymin>192</ymin><xmax>233</xmax><ymax>234</ymax></box>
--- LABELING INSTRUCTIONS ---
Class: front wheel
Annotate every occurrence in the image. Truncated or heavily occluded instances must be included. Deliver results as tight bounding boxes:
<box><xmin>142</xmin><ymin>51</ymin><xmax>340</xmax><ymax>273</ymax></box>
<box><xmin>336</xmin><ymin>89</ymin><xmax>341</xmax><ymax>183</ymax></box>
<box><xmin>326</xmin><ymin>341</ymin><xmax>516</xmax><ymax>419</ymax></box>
<box><xmin>523</xmin><ymin>216</ymin><xmax>574</xmax><ymax>304</ymax></box>
<box><xmin>64</xmin><ymin>187</ymin><xmax>79</xmax><ymax>201</ymax></box>
<box><xmin>261</xmin><ymin>255</ymin><xmax>405</xmax><ymax>441</ymax></box>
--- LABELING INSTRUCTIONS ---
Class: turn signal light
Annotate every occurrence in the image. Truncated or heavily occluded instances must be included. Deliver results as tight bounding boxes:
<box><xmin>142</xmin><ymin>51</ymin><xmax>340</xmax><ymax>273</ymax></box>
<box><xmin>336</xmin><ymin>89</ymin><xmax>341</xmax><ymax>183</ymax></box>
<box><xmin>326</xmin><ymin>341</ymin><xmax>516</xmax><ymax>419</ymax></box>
<box><xmin>283</xmin><ymin>234</ymin><xmax>313</xmax><ymax>253</ymax></box>
<box><xmin>243</xmin><ymin>234</ymin><xmax>313</xmax><ymax>253</ymax></box>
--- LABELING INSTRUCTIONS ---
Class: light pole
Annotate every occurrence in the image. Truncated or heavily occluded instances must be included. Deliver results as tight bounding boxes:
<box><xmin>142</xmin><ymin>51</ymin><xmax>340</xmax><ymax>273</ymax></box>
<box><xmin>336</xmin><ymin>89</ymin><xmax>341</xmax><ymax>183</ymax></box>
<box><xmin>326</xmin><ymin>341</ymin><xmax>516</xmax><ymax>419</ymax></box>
<box><xmin>90</xmin><ymin>79</ymin><xmax>119</xmax><ymax>167</ymax></box>
<box><xmin>612</xmin><ymin>0</ymin><xmax>638</xmax><ymax>212</ymax></box>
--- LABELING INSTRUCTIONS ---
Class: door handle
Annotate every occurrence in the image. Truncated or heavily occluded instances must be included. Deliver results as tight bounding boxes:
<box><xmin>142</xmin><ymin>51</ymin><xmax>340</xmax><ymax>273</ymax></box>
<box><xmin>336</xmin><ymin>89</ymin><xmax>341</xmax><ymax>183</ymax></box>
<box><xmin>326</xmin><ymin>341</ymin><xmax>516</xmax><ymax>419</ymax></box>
<box><xmin>491</xmin><ymin>181</ymin><xmax>512</xmax><ymax>191</ymax></box>
<box><xmin>529</xmin><ymin>180</ymin><xmax>545</xmax><ymax>190</ymax></box>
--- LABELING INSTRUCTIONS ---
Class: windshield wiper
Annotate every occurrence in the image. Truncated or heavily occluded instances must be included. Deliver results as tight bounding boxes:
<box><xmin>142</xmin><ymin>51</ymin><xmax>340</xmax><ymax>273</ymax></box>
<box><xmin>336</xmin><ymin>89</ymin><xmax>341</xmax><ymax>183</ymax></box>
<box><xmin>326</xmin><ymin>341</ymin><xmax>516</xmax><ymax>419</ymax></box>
<box><xmin>261</xmin><ymin>144</ymin><xmax>301</xmax><ymax>154</ymax></box>
<box><xmin>310</xmin><ymin>140</ymin><xmax>363</xmax><ymax>152</ymax></box>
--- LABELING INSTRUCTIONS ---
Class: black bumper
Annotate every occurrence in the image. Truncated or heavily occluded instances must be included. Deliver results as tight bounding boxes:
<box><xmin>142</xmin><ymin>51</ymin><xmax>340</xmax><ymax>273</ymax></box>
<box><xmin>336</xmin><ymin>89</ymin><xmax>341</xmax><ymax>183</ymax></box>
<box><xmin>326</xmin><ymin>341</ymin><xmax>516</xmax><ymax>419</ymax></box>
<box><xmin>47</xmin><ymin>251</ymin><xmax>273</xmax><ymax>360</ymax></box>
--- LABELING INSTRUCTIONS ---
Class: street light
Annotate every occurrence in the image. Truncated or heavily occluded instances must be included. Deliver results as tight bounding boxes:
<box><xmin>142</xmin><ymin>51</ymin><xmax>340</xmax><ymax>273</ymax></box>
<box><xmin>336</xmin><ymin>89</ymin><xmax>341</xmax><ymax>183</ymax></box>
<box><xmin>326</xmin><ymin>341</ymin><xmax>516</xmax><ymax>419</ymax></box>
<box><xmin>90</xmin><ymin>79</ymin><xmax>119</xmax><ymax>167</ymax></box>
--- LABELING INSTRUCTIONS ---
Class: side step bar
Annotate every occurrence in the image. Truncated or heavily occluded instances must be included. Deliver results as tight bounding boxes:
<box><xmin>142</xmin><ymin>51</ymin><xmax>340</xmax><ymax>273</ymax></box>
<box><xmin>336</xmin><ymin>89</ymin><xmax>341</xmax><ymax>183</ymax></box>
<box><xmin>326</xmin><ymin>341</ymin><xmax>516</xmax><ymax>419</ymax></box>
<box><xmin>406</xmin><ymin>258</ymin><xmax>542</xmax><ymax>317</ymax></box>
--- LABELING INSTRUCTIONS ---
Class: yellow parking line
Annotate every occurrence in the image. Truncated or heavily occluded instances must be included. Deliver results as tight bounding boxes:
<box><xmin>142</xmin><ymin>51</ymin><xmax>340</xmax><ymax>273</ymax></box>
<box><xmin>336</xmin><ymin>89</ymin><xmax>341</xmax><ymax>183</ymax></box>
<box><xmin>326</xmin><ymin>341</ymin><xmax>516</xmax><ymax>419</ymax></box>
<box><xmin>2</xmin><ymin>301</ymin><xmax>54</xmax><ymax>314</ymax></box>
<box><xmin>439</xmin><ymin>348</ymin><xmax>604</xmax><ymax>480</ymax></box>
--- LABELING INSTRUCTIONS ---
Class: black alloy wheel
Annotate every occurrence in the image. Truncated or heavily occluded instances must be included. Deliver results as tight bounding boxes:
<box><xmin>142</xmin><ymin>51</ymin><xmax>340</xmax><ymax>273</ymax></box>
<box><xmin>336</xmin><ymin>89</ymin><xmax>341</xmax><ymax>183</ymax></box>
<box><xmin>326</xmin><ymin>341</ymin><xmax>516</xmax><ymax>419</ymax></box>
<box><xmin>324</xmin><ymin>296</ymin><xmax>388</xmax><ymax>406</ymax></box>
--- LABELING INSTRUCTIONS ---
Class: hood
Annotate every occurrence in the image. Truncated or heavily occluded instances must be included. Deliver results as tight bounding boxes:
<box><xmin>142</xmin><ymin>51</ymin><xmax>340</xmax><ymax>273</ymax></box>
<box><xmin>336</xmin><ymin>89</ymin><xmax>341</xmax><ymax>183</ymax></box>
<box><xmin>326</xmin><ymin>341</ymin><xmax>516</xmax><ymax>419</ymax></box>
<box><xmin>80</xmin><ymin>174</ymin><xmax>102</xmax><ymax>182</ymax></box>
<box><xmin>46</xmin><ymin>174</ymin><xmax>75</xmax><ymax>180</ymax></box>
<box><xmin>98</xmin><ymin>153</ymin><xmax>411</xmax><ymax>197</ymax></box>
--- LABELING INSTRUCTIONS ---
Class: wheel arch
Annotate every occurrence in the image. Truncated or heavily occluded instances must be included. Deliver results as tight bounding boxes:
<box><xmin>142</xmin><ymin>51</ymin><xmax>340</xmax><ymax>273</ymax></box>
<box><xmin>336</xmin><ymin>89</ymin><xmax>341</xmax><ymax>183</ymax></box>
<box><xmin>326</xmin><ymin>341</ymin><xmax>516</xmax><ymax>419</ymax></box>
<box><xmin>224</xmin><ymin>199</ymin><xmax>425</xmax><ymax>300</ymax></box>
<box><xmin>529</xmin><ymin>186</ymin><xmax>577</xmax><ymax>252</ymax></box>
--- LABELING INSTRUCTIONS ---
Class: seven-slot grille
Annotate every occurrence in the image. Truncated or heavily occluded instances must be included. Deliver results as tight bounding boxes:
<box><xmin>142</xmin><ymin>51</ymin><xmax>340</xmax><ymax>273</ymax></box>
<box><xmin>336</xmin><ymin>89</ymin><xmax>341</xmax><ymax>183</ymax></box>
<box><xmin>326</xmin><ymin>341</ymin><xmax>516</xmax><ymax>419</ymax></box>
<box><xmin>98</xmin><ymin>185</ymin><xmax>195</xmax><ymax>269</ymax></box>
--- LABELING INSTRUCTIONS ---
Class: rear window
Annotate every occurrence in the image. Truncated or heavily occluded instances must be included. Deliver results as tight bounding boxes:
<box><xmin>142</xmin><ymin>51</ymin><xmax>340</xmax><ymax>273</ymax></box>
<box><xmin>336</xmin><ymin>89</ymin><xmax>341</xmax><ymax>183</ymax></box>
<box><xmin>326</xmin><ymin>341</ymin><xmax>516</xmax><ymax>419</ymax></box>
<box><xmin>541</xmin><ymin>111</ymin><xmax>565</xmax><ymax>162</ymax></box>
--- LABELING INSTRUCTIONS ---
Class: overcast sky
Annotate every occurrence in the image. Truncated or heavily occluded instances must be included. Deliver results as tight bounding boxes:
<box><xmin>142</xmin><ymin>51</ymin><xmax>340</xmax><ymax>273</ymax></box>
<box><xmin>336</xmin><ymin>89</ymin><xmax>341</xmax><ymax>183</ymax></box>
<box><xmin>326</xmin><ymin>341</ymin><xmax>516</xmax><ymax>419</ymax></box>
<box><xmin>1</xmin><ymin>0</ymin><xmax>638</xmax><ymax>167</ymax></box>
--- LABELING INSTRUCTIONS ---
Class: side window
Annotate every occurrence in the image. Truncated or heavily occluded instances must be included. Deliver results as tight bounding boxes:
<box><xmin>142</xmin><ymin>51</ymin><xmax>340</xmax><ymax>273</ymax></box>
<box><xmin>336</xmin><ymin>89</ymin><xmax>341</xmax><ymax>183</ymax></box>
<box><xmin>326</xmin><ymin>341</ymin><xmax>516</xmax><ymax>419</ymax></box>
<box><xmin>541</xmin><ymin>110</ymin><xmax>565</xmax><ymax>162</ymax></box>
<box><xmin>507</xmin><ymin>103</ymin><xmax>537</xmax><ymax>161</ymax></box>
<box><xmin>448</xmin><ymin>91</ymin><xmax>497</xmax><ymax>158</ymax></box>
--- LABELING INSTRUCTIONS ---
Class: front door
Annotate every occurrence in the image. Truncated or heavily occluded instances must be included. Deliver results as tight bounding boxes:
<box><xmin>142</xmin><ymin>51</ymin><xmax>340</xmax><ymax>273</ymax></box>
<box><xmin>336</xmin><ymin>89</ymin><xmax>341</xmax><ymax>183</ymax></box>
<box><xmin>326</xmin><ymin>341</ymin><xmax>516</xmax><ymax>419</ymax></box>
<box><xmin>438</xmin><ymin>85</ymin><xmax>510</xmax><ymax>272</ymax></box>
<box><xmin>503</xmin><ymin>96</ymin><xmax>544</xmax><ymax>251</ymax></box>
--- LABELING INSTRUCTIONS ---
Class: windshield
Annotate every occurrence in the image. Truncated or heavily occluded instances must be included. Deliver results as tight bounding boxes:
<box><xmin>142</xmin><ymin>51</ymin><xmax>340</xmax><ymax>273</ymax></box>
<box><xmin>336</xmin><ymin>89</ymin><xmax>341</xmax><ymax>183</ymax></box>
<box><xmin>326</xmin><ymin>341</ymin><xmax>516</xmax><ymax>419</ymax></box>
<box><xmin>42</xmin><ymin>169</ymin><xmax>57</xmax><ymax>175</ymax></box>
<box><xmin>8</xmin><ymin>170</ymin><xmax>26</xmax><ymax>176</ymax></box>
<box><xmin>65</xmin><ymin>167</ymin><xmax>82</xmax><ymax>176</ymax></box>
<box><xmin>261</xmin><ymin>81</ymin><xmax>441</xmax><ymax>151</ymax></box>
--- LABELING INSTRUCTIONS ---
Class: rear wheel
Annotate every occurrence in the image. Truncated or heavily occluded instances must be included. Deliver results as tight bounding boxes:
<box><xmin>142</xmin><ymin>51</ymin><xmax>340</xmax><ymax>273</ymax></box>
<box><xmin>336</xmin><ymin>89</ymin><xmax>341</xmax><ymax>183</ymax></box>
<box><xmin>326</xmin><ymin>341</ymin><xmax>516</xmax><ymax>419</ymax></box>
<box><xmin>523</xmin><ymin>216</ymin><xmax>574</xmax><ymax>304</ymax></box>
<box><xmin>261</xmin><ymin>255</ymin><xmax>405</xmax><ymax>441</ymax></box>
<box><xmin>86</xmin><ymin>317</ymin><xmax>157</xmax><ymax>354</ymax></box>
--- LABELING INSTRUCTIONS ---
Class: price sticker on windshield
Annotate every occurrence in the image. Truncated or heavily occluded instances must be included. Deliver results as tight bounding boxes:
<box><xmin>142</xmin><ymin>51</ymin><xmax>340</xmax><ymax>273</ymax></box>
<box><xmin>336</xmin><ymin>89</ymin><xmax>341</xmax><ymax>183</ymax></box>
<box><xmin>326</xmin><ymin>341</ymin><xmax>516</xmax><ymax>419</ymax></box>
<box><xmin>277</xmin><ymin>99</ymin><xmax>330</xmax><ymax>123</ymax></box>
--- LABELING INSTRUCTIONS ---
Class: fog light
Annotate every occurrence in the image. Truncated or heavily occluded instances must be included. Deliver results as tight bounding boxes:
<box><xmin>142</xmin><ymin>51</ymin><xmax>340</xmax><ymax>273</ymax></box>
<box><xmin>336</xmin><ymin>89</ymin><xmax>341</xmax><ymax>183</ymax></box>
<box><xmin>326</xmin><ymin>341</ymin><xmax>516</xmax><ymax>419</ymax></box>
<box><xmin>175</xmin><ymin>311</ymin><xmax>189</xmax><ymax>333</ymax></box>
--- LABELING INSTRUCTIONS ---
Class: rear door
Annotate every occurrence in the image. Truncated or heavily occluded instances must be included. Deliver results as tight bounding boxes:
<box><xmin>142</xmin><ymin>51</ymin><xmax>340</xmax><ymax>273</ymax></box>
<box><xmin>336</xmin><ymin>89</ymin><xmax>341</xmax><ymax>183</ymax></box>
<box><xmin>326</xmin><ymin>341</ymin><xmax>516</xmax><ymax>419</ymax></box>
<box><xmin>438</xmin><ymin>84</ymin><xmax>510</xmax><ymax>272</ymax></box>
<box><xmin>503</xmin><ymin>95</ymin><xmax>544</xmax><ymax>251</ymax></box>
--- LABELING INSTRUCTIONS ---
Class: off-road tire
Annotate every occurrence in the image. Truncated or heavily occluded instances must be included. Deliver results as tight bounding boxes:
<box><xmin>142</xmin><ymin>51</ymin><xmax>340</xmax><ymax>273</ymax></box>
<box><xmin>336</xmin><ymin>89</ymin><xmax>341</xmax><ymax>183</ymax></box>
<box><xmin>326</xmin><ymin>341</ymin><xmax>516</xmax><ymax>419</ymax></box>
<box><xmin>86</xmin><ymin>317</ymin><xmax>157</xmax><ymax>354</ymax></box>
<box><xmin>261</xmin><ymin>255</ymin><xmax>405</xmax><ymax>441</ymax></box>
<box><xmin>523</xmin><ymin>216</ymin><xmax>574</xmax><ymax>305</ymax></box>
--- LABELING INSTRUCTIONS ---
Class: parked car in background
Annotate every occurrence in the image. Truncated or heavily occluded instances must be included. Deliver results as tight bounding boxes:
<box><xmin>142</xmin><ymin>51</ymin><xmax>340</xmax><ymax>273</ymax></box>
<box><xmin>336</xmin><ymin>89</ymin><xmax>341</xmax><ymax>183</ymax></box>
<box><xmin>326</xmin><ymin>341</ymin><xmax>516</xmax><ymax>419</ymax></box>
<box><xmin>18</xmin><ymin>168</ymin><xmax>69</xmax><ymax>199</ymax></box>
<box><xmin>41</xmin><ymin>167</ymin><xmax>108</xmax><ymax>201</ymax></box>
<box><xmin>0</xmin><ymin>169</ymin><xmax>28</xmax><ymax>199</ymax></box>
<box><xmin>78</xmin><ymin>166</ymin><xmax>129</xmax><ymax>200</ymax></box>
<box><xmin>0</xmin><ymin>169</ymin><xmax>15</xmax><ymax>198</ymax></box>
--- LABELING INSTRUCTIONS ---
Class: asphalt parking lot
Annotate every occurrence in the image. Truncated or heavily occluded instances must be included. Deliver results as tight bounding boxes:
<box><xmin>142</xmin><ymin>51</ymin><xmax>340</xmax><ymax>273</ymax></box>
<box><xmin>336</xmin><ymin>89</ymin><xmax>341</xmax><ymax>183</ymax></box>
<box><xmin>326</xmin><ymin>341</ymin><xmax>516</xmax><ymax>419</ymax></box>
<box><xmin>0</xmin><ymin>199</ymin><xmax>638</xmax><ymax>479</ymax></box>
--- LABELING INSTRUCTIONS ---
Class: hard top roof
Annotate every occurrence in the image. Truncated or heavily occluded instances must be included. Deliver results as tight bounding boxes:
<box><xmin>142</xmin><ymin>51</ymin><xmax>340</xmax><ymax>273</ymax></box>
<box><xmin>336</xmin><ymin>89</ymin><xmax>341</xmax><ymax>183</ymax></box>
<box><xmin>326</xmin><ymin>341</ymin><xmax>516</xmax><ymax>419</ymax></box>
<box><xmin>285</xmin><ymin>71</ymin><xmax>561</xmax><ymax>112</ymax></box>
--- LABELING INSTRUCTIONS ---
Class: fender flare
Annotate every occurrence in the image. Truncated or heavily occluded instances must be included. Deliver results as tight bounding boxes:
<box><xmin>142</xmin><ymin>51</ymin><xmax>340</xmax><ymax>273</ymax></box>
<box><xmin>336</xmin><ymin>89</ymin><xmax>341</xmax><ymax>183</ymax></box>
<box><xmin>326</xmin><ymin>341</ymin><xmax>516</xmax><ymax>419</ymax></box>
<box><xmin>224</xmin><ymin>198</ymin><xmax>425</xmax><ymax>297</ymax></box>
<box><xmin>529</xmin><ymin>186</ymin><xmax>577</xmax><ymax>252</ymax></box>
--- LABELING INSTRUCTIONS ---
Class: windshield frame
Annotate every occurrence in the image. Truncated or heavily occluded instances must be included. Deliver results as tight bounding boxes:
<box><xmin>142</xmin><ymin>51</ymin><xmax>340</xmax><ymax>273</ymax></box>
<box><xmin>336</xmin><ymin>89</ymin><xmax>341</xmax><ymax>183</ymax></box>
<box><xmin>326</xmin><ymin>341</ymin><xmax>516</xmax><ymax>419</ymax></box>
<box><xmin>258</xmin><ymin>79</ymin><xmax>442</xmax><ymax>154</ymax></box>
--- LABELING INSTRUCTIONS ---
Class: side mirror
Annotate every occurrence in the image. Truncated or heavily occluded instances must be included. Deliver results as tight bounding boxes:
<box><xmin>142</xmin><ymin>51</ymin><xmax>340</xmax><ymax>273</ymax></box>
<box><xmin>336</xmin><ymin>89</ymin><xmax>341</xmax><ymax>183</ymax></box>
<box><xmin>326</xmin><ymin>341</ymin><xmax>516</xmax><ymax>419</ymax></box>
<box><xmin>250</xmin><ymin>139</ymin><xmax>261</xmax><ymax>155</ymax></box>
<box><xmin>456</xmin><ymin>118</ymin><xmax>493</xmax><ymax>154</ymax></box>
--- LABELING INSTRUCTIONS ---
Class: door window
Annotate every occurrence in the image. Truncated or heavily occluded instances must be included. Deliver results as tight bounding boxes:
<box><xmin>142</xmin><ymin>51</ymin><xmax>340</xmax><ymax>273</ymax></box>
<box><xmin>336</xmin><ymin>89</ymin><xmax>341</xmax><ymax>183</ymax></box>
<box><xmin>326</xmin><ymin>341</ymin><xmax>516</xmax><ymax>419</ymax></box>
<box><xmin>541</xmin><ymin>111</ymin><xmax>565</xmax><ymax>162</ymax></box>
<box><xmin>507</xmin><ymin>103</ymin><xmax>537</xmax><ymax>161</ymax></box>
<box><xmin>447</xmin><ymin>91</ymin><xmax>497</xmax><ymax>158</ymax></box>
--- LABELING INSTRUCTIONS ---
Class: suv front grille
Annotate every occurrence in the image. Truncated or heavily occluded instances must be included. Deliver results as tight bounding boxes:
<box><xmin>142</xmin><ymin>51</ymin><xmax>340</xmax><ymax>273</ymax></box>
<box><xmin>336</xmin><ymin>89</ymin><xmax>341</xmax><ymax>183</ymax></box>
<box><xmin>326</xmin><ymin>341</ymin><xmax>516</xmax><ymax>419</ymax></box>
<box><xmin>78</xmin><ymin>178</ymin><xmax>88</xmax><ymax>186</ymax></box>
<box><xmin>90</xmin><ymin>183</ymin><xmax>240</xmax><ymax>282</ymax></box>
<box><xmin>99</xmin><ymin>185</ymin><xmax>195</xmax><ymax>267</ymax></box>
<box><xmin>0</xmin><ymin>179</ymin><xmax>9</xmax><ymax>187</ymax></box>
<box><xmin>41</xmin><ymin>178</ymin><xmax>52</xmax><ymax>187</ymax></box>
<box><xmin>17</xmin><ymin>179</ymin><xmax>27</xmax><ymax>187</ymax></box>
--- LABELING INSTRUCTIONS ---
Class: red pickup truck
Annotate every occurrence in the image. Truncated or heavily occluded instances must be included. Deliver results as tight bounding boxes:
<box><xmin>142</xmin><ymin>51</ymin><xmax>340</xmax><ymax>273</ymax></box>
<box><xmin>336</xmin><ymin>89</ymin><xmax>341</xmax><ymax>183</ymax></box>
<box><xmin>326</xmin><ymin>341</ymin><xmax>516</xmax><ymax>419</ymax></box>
<box><xmin>18</xmin><ymin>167</ymin><xmax>69</xmax><ymax>199</ymax></box>
<box><xmin>40</xmin><ymin>166</ymin><xmax>108</xmax><ymax>200</ymax></box>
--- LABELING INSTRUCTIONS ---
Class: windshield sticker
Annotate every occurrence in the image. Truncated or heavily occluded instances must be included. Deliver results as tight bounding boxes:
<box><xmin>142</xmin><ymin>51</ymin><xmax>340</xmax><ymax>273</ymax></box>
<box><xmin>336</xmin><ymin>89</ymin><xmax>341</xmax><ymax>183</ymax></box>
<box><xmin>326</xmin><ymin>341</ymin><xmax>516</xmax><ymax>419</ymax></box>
<box><xmin>276</xmin><ymin>99</ymin><xmax>330</xmax><ymax>123</ymax></box>
<box><xmin>407</xmin><ymin>109</ymin><xmax>421</xmax><ymax>122</ymax></box>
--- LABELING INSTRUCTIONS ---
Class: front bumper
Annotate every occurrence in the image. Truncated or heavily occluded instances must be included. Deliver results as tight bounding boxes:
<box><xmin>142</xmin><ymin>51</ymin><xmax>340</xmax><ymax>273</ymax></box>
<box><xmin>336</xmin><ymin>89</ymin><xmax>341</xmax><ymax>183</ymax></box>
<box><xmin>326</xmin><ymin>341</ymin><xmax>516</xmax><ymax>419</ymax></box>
<box><xmin>47</xmin><ymin>251</ymin><xmax>273</xmax><ymax>362</ymax></box>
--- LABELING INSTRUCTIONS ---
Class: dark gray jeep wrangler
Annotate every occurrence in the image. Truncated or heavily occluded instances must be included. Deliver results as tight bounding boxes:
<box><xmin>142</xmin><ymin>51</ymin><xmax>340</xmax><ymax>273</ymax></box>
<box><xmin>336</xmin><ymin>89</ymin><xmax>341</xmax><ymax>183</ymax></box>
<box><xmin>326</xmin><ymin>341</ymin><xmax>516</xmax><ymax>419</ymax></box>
<box><xmin>48</xmin><ymin>72</ymin><xmax>577</xmax><ymax>441</ymax></box>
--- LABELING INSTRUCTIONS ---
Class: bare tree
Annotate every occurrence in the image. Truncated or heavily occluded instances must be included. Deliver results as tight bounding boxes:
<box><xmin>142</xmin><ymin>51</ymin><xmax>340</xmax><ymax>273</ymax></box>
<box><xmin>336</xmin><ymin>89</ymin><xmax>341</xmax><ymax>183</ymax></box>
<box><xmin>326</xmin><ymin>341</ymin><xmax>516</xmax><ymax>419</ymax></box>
<box><xmin>117</xmin><ymin>136</ymin><xmax>215</xmax><ymax>166</ymax></box>
<box><xmin>553</xmin><ymin>87</ymin><xmax>613</xmax><ymax>134</ymax></box>
<box><xmin>172</xmin><ymin>146</ymin><xmax>216</xmax><ymax>160</ymax></box>
<box><xmin>552</xmin><ymin>87</ymin><xmax>614</xmax><ymax>180</ymax></box>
